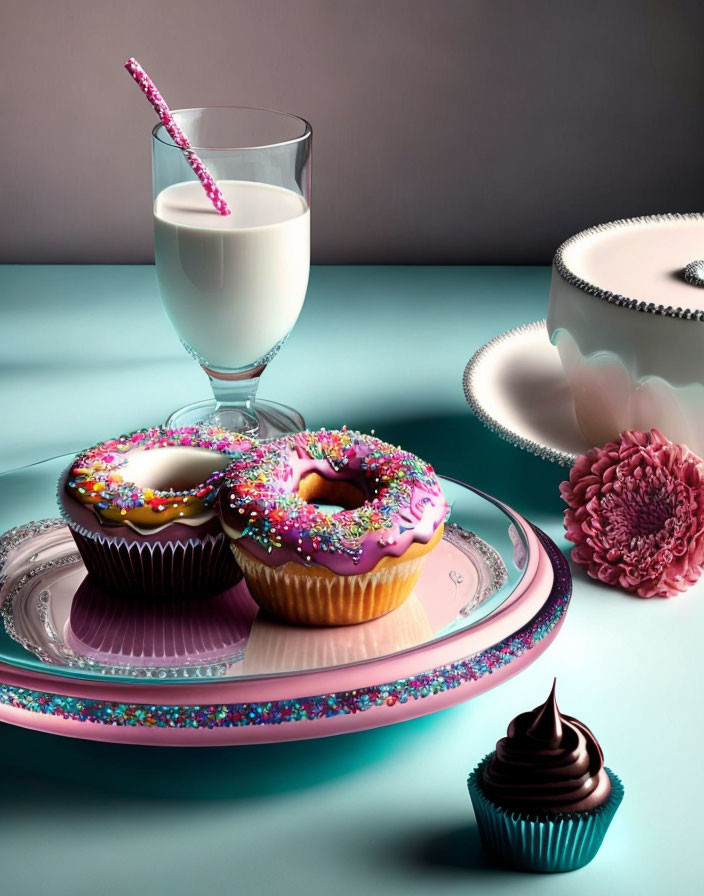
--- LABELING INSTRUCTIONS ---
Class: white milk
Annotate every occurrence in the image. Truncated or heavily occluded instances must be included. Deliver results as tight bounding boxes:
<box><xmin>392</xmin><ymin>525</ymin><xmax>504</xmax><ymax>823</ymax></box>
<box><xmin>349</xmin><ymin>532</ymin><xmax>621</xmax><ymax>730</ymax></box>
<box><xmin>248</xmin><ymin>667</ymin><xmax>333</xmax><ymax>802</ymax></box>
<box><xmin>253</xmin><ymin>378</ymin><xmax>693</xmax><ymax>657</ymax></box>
<box><xmin>154</xmin><ymin>180</ymin><xmax>310</xmax><ymax>371</ymax></box>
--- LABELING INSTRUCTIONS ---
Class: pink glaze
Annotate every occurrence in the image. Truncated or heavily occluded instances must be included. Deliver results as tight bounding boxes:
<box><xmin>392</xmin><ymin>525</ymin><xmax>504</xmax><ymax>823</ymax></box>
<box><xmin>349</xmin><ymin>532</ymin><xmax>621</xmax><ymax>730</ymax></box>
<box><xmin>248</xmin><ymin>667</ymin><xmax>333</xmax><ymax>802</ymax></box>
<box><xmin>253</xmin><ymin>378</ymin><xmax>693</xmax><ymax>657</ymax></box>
<box><xmin>219</xmin><ymin>429</ymin><xmax>450</xmax><ymax>575</ymax></box>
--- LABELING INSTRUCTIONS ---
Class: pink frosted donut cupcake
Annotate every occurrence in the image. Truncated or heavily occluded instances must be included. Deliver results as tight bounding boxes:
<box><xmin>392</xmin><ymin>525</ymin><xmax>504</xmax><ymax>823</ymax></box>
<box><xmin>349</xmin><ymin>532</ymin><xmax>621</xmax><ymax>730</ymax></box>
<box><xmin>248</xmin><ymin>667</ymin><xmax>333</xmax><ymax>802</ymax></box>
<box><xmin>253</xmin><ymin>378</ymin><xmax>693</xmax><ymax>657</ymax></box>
<box><xmin>219</xmin><ymin>427</ymin><xmax>450</xmax><ymax>625</ymax></box>
<box><xmin>59</xmin><ymin>426</ymin><xmax>253</xmax><ymax>597</ymax></box>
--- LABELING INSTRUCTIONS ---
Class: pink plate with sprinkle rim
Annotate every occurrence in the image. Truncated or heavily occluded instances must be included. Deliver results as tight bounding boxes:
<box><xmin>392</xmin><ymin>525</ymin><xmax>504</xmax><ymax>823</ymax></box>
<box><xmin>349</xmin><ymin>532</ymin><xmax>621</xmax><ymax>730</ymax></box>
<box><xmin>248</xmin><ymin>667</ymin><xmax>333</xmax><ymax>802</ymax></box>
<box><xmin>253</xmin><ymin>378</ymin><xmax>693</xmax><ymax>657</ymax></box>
<box><xmin>0</xmin><ymin>454</ymin><xmax>571</xmax><ymax>745</ymax></box>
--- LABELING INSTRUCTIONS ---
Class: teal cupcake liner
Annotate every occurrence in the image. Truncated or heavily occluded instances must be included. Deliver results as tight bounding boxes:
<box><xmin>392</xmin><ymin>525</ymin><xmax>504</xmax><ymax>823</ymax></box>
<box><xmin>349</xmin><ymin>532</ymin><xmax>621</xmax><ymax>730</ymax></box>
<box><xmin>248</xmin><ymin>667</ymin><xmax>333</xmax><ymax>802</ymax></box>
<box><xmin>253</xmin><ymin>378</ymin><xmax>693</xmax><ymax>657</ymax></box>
<box><xmin>467</xmin><ymin>757</ymin><xmax>624</xmax><ymax>873</ymax></box>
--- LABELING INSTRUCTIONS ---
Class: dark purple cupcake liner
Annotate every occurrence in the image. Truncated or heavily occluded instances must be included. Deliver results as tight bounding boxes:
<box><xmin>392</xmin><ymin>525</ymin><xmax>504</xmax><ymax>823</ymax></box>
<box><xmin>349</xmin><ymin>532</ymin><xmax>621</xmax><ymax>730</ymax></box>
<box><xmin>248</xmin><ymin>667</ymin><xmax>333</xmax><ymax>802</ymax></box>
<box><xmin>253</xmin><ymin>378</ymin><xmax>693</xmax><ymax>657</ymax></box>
<box><xmin>68</xmin><ymin>527</ymin><xmax>241</xmax><ymax>598</ymax></box>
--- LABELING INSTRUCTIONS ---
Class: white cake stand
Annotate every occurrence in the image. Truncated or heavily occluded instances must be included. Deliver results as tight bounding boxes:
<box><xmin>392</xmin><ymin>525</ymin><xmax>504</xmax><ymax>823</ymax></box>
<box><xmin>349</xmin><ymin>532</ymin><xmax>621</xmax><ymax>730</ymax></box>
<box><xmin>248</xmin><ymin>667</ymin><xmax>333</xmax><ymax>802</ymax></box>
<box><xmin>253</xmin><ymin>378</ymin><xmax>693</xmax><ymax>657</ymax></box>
<box><xmin>463</xmin><ymin>320</ymin><xmax>593</xmax><ymax>467</ymax></box>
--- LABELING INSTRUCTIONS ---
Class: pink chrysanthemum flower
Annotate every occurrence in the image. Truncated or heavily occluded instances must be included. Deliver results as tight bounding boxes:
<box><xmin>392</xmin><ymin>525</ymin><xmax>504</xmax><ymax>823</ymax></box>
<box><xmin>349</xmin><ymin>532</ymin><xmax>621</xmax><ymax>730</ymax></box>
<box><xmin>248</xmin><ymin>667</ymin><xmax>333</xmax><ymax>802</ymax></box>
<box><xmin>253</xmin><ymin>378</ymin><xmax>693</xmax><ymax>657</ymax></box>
<box><xmin>560</xmin><ymin>429</ymin><xmax>704</xmax><ymax>598</ymax></box>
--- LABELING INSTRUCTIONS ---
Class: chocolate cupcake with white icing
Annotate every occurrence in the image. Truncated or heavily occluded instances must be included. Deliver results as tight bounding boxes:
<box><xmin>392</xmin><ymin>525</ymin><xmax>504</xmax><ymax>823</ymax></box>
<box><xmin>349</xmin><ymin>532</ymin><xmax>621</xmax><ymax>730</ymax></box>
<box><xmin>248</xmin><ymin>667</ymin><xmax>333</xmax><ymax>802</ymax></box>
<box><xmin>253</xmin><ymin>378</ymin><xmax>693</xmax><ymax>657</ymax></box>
<box><xmin>467</xmin><ymin>681</ymin><xmax>623</xmax><ymax>872</ymax></box>
<box><xmin>59</xmin><ymin>426</ymin><xmax>253</xmax><ymax>597</ymax></box>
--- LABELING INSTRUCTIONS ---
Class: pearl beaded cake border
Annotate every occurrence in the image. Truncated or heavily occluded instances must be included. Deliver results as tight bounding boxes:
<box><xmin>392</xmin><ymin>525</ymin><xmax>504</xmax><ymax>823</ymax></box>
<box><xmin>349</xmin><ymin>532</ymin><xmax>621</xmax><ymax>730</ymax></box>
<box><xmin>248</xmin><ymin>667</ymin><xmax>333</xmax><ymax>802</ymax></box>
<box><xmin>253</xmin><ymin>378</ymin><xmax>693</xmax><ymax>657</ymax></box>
<box><xmin>463</xmin><ymin>322</ymin><xmax>577</xmax><ymax>468</ymax></box>
<box><xmin>0</xmin><ymin>527</ymin><xmax>570</xmax><ymax>731</ymax></box>
<box><xmin>553</xmin><ymin>212</ymin><xmax>704</xmax><ymax>320</ymax></box>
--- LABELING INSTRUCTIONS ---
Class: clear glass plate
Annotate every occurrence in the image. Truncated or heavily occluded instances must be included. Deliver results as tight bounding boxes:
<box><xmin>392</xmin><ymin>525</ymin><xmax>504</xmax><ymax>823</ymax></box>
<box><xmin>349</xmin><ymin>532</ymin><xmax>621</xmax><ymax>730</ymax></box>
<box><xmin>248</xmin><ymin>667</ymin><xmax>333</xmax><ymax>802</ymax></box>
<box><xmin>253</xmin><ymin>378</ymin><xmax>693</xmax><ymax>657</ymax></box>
<box><xmin>0</xmin><ymin>455</ymin><xmax>529</xmax><ymax>685</ymax></box>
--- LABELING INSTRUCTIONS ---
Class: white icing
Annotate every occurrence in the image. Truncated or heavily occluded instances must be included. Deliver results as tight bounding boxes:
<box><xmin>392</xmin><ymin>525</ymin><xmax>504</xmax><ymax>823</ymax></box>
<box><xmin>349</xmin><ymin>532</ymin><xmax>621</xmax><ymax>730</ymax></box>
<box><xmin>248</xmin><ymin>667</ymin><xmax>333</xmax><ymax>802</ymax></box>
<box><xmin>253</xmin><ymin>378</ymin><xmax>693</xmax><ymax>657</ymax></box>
<box><xmin>120</xmin><ymin>446</ymin><xmax>229</xmax><ymax>491</ymax></box>
<box><xmin>114</xmin><ymin>446</ymin><xmax>230</xmax><ymax>534</ymax></box>
<box><xmin>552</xmin><ymin>330</ymin><xmax>704</xmax><ymax>454</ymax></box>
<box><xmin>547</xmin><ymin>216</ymin><xmax>704</xmax><ymax>454</ymax></box>
<box><xmin>547</xmin><ymin>274</ymin><xmax>704</xmax><ymax>386</ymax></box>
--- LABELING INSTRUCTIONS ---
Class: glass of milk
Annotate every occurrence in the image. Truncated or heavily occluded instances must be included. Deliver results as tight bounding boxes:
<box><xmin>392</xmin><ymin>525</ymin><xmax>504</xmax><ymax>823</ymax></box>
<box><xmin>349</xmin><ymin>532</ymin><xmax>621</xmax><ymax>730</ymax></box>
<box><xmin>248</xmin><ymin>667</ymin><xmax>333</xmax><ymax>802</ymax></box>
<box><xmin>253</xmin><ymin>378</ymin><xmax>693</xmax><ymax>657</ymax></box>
<box><xmin>152</xmin><ymin>107</ymin><xmax>311</xmax><ymax>437</ymax></box>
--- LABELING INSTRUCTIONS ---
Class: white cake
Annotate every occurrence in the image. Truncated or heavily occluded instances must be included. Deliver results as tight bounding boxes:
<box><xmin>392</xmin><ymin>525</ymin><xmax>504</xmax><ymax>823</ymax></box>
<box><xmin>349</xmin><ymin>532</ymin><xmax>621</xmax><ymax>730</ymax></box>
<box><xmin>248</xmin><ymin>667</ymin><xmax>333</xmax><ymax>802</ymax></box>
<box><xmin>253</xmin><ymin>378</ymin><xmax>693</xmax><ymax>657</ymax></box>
<box><xmin>547</xmin><ymin>213</ymin><xmax>704</xmax><ymax>455</ymax></box>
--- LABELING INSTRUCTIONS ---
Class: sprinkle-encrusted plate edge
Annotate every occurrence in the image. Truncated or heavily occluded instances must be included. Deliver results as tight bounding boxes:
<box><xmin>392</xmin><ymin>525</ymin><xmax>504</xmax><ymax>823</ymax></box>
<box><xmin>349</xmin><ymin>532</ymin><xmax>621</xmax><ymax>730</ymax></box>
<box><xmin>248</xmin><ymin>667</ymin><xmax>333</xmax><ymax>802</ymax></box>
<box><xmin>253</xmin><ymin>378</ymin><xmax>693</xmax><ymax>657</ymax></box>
<box><xmin>0</xmin><ymin>527</ymin><xmax>570</xmax><ymax>743</ymax></box>
<box><xmin>463</xmin><ymin>321</ymin><xmax>579</xmax><ymax>468</ymax></box>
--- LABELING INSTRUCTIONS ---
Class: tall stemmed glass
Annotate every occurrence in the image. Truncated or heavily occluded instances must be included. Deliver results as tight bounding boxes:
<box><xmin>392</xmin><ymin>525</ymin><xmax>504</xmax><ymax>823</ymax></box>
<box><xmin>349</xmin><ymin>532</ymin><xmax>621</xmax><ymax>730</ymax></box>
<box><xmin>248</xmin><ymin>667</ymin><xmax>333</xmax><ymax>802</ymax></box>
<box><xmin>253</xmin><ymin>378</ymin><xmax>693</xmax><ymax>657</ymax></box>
<box><xmin>152</xmin><ymin>106</ymin><xmax>311</xmax><ymax>437</ymax></box>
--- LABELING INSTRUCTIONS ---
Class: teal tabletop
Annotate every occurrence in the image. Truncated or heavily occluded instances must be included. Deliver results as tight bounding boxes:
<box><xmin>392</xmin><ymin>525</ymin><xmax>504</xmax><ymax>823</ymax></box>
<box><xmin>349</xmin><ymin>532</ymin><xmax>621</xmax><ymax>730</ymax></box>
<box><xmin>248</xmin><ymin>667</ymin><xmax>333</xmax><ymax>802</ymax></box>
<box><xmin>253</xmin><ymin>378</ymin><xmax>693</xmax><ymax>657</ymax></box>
<box><xmin>0</xmin><ymin>265</ymin><xmax>700</xmax><ymax>895</ymax></box>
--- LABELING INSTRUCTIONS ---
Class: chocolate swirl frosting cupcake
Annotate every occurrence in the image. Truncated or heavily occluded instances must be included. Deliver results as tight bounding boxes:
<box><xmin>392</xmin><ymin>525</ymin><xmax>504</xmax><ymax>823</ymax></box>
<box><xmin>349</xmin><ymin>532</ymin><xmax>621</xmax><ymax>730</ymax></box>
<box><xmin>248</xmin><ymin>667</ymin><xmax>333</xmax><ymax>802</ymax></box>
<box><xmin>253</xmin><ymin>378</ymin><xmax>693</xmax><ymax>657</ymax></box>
<box><xmin>481</xmin><ymin>680</ymin><xmax>611</xmax><ymax>814</ymax></box>
<box><xmin>468</xmin><ymin>681</ymin><xmax>623</xmax><ymax>872</ymax></box>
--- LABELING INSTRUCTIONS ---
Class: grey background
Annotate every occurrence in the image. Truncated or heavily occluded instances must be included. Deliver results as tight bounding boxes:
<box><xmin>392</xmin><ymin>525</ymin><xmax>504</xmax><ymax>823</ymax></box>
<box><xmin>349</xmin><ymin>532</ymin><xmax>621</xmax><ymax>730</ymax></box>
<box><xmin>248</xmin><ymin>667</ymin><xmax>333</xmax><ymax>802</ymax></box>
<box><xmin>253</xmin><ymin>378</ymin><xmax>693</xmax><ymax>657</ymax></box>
<box><xmin>1</xmin><ymin>0</ymin><xmax>703</xmax><ymax>264</ymax></box>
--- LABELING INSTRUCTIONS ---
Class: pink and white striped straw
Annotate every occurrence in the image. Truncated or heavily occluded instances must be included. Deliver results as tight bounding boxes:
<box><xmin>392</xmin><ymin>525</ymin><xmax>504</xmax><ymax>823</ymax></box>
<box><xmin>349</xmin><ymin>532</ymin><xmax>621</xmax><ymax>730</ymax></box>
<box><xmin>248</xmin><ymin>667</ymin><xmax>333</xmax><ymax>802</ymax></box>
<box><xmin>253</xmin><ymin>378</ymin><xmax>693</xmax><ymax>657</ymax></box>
<box><xmin>124</xmin><ymin>57</ymin><xmax>231</xmax><ymax>216</ymax></box>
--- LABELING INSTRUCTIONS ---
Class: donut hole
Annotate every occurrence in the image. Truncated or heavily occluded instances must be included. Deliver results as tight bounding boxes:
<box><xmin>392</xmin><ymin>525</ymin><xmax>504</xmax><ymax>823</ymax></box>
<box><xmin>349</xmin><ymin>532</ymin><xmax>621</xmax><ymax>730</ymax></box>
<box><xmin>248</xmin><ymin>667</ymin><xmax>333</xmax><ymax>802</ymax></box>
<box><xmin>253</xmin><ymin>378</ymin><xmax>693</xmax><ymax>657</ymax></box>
<box><xmin>120</xmin><ymin>447</ymin><xmax>229</xmax><ymax>492</ymax></box>
<box><xmin>297</xmin><ymin>472</ymin><xmax>366</xmax><ymax>512</ymax></box>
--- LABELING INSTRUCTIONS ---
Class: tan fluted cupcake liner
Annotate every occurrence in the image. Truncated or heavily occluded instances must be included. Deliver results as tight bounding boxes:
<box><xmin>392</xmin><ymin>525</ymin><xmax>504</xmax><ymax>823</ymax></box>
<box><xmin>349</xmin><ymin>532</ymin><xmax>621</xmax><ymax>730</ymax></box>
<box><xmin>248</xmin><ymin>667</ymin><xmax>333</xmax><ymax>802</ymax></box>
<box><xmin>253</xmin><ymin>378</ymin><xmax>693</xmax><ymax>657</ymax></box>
<box><xmin>231</xmin><ymin>525</ymin><xmax>443</xmax><ymax>626</ymax></box>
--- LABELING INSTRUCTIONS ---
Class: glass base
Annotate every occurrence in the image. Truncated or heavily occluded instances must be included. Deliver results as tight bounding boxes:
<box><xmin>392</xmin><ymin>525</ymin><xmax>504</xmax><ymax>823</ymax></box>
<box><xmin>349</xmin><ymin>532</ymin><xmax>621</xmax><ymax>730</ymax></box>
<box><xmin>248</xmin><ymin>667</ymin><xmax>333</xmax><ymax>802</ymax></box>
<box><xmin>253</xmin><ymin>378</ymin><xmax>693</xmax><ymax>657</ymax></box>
<box><xmin>165</xmin><ymin>399</ymin><xmax>305</xmax><ymax>440</ymax></box>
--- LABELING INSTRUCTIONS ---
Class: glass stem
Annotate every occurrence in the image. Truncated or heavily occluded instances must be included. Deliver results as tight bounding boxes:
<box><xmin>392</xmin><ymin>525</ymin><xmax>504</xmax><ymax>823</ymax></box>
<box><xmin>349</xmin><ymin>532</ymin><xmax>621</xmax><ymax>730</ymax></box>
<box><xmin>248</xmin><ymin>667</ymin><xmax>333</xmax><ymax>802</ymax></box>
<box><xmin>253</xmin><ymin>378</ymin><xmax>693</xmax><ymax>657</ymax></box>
<box><xmin>207</xmin><ymin>371</ymin><xmax>260</xmax><ymax>430</ymax></box>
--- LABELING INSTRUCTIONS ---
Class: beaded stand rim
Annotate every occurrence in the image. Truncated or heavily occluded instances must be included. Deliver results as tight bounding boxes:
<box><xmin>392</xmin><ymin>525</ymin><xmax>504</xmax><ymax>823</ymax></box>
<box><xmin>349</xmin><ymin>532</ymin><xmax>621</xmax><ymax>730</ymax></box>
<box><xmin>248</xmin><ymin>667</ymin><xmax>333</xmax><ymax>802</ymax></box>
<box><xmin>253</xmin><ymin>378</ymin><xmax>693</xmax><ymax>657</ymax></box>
<box><xmin>0</xmin><ymin>527</ymin><xmax>571</xmax><ymax>732</ymax></box>
<box><xmin>463</xmin><ymin>321</ymin><xmax>578</xmax><ymax>468</ymax></box>
<box><xmin>553</xmin><ymin>212</ymin><xmax>704</xmax><ymax>320</ymax></box>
